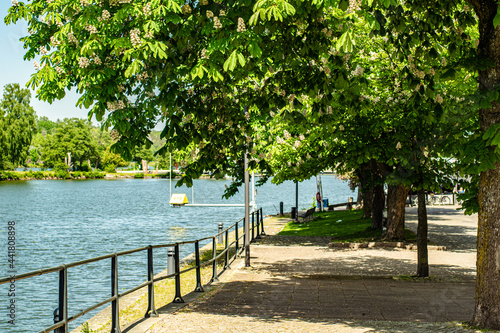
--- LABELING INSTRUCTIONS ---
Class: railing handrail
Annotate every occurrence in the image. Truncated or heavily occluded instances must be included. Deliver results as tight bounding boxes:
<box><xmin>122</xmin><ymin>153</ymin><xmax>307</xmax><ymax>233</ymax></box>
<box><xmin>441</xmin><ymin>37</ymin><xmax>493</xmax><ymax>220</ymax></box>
<box><xmin>0</xmin><ymin>217</ymin><xmax>246</xmax><ymax>285</ymax></box>
<box><xmin>2</xmin><ymin>208</ymin><xmax>264</xmax><ymax>333</ymax></box>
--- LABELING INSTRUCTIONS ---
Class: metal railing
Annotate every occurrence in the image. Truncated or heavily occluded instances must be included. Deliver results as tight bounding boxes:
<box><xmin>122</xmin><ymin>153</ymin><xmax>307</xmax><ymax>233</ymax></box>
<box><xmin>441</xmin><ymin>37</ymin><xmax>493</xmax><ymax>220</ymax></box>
<box><xmin>0</xmin><ymin>208</ymin><xmax>264</xmax><ymax>333</ymax></box>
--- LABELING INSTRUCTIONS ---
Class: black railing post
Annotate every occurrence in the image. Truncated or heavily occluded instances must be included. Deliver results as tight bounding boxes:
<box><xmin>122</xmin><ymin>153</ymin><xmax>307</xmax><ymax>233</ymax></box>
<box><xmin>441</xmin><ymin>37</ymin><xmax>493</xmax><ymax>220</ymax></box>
<box><xmin>194</xmin><ymin>241</ymin><xmax>204</xmax><ymax>292</ymax></box>
<box><xmin>173</xmin><ymin>244</ymin><xmax>184</xmax><ymax>303</ymax></box>
<box><xmin>260</xmin><ymin>208</ymin><xmax>265</xmax><ymax>235</ymax></box>
<box><xmin>256</xmin><ymin>209</ymin><xmax>261</xmax><ymax>238</ymax></box>
<box><xmin>279</xmin><ymin>201</ymin><xmax>283</xmax><ymax>216</ymax></box>
<box><xmin>251</xmin><ymin>211</ymin><xmax>255</xmax><ymax>241</ymax></box>
<box><xmin>54</xmin><ymin>265</ymin><xmax>68</xmax><ymax>333</ymax></box>
<box><xmin>145</xmin><ymin>246</ymin><xmax>158</xmax><ymax>317</ymax></box>
<box><xmin>235</xmin><ymin>221</ymin><xmax>239</xmax><ymax>255</ymax></box>
<box><xmin>210</xmin><ymin>237</ymin><xmax>218</xmax><ymax>282</ymax></box>
<box><xmin>111</xmin><ymin>255</ymin><xmax>121</xmax><ymax>333</ymax></box>
<box><xmin>224</xmin><ymin>229</ymin><xmax>229</xmax><ymax>269</ymax></box>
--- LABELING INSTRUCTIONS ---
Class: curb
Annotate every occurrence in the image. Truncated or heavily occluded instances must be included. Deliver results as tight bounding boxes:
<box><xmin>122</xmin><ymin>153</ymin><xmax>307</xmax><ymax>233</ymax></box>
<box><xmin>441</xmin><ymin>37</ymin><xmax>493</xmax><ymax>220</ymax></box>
<box><xmin>329</xmin><ymin>242</ymin><xmax>447</xmax><ymax>251</ymax></box>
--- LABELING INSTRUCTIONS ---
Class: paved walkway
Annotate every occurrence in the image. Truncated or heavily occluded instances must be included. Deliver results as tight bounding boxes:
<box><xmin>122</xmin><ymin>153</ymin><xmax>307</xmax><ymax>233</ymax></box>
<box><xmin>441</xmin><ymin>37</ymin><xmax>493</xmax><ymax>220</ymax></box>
<box><xmin>129</xmin><ymin>207</ymin><xmax>491</xmax><ymax>333</ymax></box>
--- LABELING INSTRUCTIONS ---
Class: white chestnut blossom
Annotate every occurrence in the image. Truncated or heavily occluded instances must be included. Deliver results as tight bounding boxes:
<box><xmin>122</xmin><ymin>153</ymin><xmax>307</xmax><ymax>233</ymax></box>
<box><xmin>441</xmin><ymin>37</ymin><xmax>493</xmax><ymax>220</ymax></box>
<box><xmin>181</xmin><ymin>4</ymin><xmax>192</xmax><ymax>15</ymax></box>
<box><xmin>68</xmin><ymin>32</ymin><xmax>78</xmax><ymax>44</ymax></box>
<box><xmin>143</xmin><ymin>3</ymin><xmax>151</xmax><ymax>16</ymax></box>
<box><xmin>85</xmin><ymin>25</ymin><xmax>97</xmax><ymax>34</ymax></box>
<box><xmin>130</xmin><ymin>28</ymin><xmax>141</xmax><ymax>46</ymax></box>
<box><xmin>213</xmin><ymin>17</ymin><xmax>222</xmax><ymax>29</ymax></box>
<box><xmin>102</xmin><ymin>10</ymin><xmax>111</xmax><ymax>20</ymax></box>
<box><xmin>351</xmin><ymin>65</ymin><xmax>364</xmax><ymax>76</ymax></box>
<box><xmin>78</xmin><ymin>57</ymin><xmax>90</xmax><ymax>68</ymax></box>
<box><xmin>50</xmin><ymin>36</ymin><xmax>60</xmax><ymax>46</ymax></box>
<box><xmin>237</xmin><ymin>17</ymin><xmax>246</xmax><ymax>32</ymax></box>
<box><xmin>200</xmin><ymin>48</ymin><xmax>209</xmax><ymax>59</ymax></box>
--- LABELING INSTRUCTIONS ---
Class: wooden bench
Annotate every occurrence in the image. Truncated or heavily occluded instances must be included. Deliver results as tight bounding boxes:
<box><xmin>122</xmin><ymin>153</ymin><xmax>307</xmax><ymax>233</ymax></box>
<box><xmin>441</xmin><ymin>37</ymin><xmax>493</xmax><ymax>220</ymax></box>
<box><xmin>328</xmin><ymin>201</ymin><xmax>357</xmax><ymax>211</ymax></box>
<box><xmin>297</xmin><ymin>207</ymin><xmax>315</xmax><ymax>222</ymax></box>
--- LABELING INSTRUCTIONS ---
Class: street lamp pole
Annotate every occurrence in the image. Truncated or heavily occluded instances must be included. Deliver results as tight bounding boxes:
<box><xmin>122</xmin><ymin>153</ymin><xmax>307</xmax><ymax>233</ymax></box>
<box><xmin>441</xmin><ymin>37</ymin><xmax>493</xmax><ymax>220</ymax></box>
<box><xmin>244</xmin><ymin>149</ymin><xmax>250</xmax><ymax>267</ymax></box>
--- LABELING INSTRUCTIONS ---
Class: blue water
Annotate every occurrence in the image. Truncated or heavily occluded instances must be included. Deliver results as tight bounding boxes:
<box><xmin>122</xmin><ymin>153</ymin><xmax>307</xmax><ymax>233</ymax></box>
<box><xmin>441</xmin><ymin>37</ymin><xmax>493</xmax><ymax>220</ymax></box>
<box><xmin>0</xmin><ymin>176</ymin><xmax>355</xmax><ymax>332</ymax></box>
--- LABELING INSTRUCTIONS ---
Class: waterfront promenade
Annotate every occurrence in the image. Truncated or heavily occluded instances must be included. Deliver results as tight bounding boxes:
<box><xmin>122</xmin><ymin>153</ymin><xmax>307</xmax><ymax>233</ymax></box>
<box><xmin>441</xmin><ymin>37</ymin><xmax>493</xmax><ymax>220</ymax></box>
<box><xmin>126</xmin><ymin>206</ymin><xmax>487</xmax><ymax>333</ymax></box>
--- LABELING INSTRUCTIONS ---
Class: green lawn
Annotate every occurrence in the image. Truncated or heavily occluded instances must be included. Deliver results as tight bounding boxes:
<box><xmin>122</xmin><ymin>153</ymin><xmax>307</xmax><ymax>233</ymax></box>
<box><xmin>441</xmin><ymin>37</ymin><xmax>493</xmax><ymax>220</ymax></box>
<box><xmin>279</xmin><ymin>210</ymin><xmax>416</xmax><ymax>242</ymax></box>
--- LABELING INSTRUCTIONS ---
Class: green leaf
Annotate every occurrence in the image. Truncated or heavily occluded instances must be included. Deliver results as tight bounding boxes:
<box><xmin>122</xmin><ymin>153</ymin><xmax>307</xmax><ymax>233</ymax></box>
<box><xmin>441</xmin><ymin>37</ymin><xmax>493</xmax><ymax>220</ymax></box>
<box><xmin>336</xmin><ymin>31</ymin><xmax>354</xmax><ymax>53</ymax></box>
<box><xmin>488</xmin><ymin>90</ymin><xmax>499</xmax><ymax>103</ymax></box>
<box><xmin>491</xmin><ymin>131</ymin><xmax>500</xmax><ymax>146</ymax></box>
<box><xmin>124</xmin><ymin>60</ymin><xmax>141</xmax><ymax>78</ymax></box>
<box><xmin>494</xmin><ymin>7</ymin><xmax>500</xmax><ymax>27</ymax></box>
<box><xmin>248</xmin><ymin>42</ymin><xmax>263</xmax><ymax>58</ymax></box>
<box><xmin>237</xmin><ymin>52</ymin><xmax>246</xmax><ymax>67</ymax></box>
<box><xmin>249</xmin><ymin>11</ymin><xmax>261</xmax><ymax>25</ymax></box>
<box><xmin>282</xmin><ymin>1</ymin><xmax>296</xmax><ymax>15</ymax></box>
<box><xmin>440</xmin><ymin>68</ymin><xmax>456</xmax><ymax>81</ymax></box>
<box><xmin>223</xmin><ymin>50</ymin><xmax>238</xmax><ymax>72</ymax></box>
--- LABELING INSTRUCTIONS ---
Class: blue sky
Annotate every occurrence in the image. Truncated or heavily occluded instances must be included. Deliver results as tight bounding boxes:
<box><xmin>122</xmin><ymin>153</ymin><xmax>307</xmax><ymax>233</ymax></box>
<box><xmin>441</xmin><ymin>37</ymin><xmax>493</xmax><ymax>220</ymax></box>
<box><xmin>1</xmin><ymin>2</ymin><xmax>90</xmax><ymax>122</ymax></box>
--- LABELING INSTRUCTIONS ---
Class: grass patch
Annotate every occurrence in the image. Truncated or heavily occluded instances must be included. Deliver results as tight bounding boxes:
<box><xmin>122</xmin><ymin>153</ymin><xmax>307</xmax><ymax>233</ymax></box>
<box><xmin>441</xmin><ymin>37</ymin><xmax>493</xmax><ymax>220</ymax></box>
<box><xmin>279</xmin><ymin>210</ymin><xmax>416</xmax><ymax>243</ymax></box>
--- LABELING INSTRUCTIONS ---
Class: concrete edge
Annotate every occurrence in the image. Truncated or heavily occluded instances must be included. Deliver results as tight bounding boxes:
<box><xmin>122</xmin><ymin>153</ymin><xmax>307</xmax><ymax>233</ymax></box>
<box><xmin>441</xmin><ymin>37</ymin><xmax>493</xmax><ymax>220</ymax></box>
<box><xmin>329</xmin><ymin>242</ymin><xmax>447</xmax><ymax>251</ymax></box>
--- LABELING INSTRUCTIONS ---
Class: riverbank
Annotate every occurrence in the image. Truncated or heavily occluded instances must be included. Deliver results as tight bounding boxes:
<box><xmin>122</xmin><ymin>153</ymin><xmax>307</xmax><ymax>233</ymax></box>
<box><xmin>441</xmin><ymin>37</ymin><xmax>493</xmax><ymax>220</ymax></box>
<box><xmin>0</xmin><ymin>170</ymin><xmax>227</xmax><ymax>181</ymax></box>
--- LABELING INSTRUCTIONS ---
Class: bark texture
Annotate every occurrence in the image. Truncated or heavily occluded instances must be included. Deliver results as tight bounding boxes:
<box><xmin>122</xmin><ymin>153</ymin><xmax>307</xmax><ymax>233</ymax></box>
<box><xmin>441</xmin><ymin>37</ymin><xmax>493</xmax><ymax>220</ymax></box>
<box><xmin>370</xmin><ymin>160</ymin><xmax>385</xmax><ymax>230</ymax></box>
<box><xmin>468</xmin><ymin>0</ymin><xmax>500</xmax><ymax>329</ymax></box>
<box><xmin>417</xmin><ymin>189</ymin><xmax>429</xmax><ymax>277</ymax></box>
<box><xmin>385</xmin><ymin>184</ymin><xmax>409</xmax><ymax>241</ymax></box>
<box><xmin>356</xmin><ymin>163</ymin><xmax>373</xmax><ymax>219</ymax></box>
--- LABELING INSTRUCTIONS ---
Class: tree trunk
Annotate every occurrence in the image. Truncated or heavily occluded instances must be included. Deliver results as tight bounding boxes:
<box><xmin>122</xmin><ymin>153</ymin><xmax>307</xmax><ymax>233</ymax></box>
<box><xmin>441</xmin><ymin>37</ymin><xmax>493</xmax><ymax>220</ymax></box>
<box><xmin>469</xmin><ymin>1</ymin><xmax>500</xmax><ymax>328</ymax></box>
<box><xmin>385</xmin><ymin>183</ymin><xmax>409</xmax><ymax>241</ymax></box>
<box><xmin>356</xmin><ymin>163</ymin><xmax>373</xmax><ymax>219</ymax></box>
<box><xmin>362</xmin><ymin>186</ymin><xmax>374</xmax><ymax>219</ymax></box>
<box><xmin>417</xmin><ymin>189</ymin><xmax>429</xmax><ymax>277</ymax></box>
<box><xmin>371</xmin><ymin>184</ymin><xmax>385</xmax><ymax>230</ymax></box>
<box><xmin>370</xmin><ymin>160</ymin><xmax>385</xmax><ymax>230</ymax></box>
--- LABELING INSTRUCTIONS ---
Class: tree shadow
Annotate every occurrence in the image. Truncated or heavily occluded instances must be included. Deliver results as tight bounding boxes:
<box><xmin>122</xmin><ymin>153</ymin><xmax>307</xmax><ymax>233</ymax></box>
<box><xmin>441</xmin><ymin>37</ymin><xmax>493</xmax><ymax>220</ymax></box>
<box><xmin>183</xmin><ymin>265</ymin><xmax>474</xmax><ymax>326</ymax></box>
<box><xmin>405</xmin><ymin>207</ymin><xmax>477</xmax><ymax>251</ymax></box>
<box><xmin>254</xmin><ymin>253</ymin><xmax>476</xmax><ymax>280</ymax></box>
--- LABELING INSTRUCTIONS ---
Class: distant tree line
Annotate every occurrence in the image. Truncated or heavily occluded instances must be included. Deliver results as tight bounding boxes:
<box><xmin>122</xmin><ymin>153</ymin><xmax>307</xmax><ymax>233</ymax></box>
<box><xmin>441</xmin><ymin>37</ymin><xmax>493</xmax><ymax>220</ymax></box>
<box><xmin>1</xmin><ymin>83</ymin><xmax>198</xmax><ymax>173</ymax></box>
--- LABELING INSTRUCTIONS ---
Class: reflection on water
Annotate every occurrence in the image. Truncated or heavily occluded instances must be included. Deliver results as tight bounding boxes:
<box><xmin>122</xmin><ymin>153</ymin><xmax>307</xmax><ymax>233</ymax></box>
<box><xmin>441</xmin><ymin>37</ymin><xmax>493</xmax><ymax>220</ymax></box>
<box><xmin>0</xmin><ymin>176</ymin><xmax>354</xmax><ymax>332</ymax></box>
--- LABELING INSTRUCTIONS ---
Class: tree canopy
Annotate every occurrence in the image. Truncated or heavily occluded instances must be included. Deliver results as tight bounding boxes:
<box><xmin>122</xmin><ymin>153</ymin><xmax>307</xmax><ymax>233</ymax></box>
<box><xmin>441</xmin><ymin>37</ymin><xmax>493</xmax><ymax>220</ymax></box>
<box><xmin>0</xmin><ymin>83</ymin><xmax>37</xmax><ymax>170</ymax></box>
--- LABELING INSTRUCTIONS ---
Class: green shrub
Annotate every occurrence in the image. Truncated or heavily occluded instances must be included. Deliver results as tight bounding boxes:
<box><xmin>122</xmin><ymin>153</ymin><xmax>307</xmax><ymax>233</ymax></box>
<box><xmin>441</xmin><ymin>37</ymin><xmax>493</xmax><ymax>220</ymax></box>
<box><xmin>134</xmin><ymin>173</ymin><xmax>144</xmax><ymax>179</ymax></box>
<box><xmin>53</xmin><ymin>162</ymin><xmax>70</xmax><ymax>179</ymax></box>
<box><xmin>0</xmin><ymin>171</ymin><xmax>20</xmax><ymax>180</ymax></box>
<box><xmin>105</xmin><ymin>164</ymin><xmax>117</xmax><ymax>173</ymax></box>
<box><xmin>33</xmin><ymin>171</ymin><xmax>45</xmax><ymax>179</ymax></box>
<box><xmin>79</xmin><ymin>164</ymin><xmax>91</xmax><ymax>172</ymax></box>
<box><xmin>71</xmin><ymin>171</ymin><xmax>83</xmax><ymax>178</ymax></box>
<box><xmin>91</xmin><ymin>171</ymin><xmax>105</xmax><ymax>179</ymax></box>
